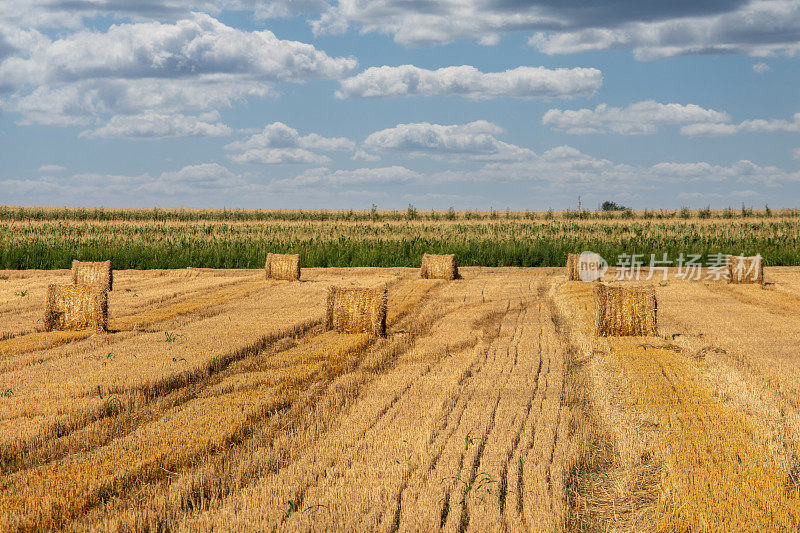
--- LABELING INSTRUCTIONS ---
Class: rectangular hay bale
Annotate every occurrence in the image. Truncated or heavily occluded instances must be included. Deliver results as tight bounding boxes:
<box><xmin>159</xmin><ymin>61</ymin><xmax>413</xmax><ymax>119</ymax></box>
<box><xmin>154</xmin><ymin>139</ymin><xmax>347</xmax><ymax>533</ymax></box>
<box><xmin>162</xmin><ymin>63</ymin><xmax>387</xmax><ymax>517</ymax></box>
<box><xmin>566</xmin><ymin>253</ymin><xmax>579</xmax><ymax>280</ymax></box>
<box><xmin>265</xmin><ymin>253</ymin><xmax>301</xmax><ymax>281</ymax></box>
<box><xmin>44</xmin><ymin>284</ymin><xmax>108</xmax><ymax>332</ymax></box>
<box><xmin>420</xmin><ymin>253</ymin><xmax>459</xmax><ymax>280</ymax></box>
<box><xmin>72</xmin><ymin>260</ymin><xmax>113</xmax><ymax>291</ymax></box>
<box><xmin>725</xmin><ymin>255</ymin><xmax>763</xmax><ymax>285</ymax></box>
<box><xmin>595</xmin><ymin>284</ymin><xmax>657</xmax><ymax>337</ymax></box>
<box><xmin>326</xmin><ymin>286</ymin><xmax>387</xmax><ymax>337</ymax></box>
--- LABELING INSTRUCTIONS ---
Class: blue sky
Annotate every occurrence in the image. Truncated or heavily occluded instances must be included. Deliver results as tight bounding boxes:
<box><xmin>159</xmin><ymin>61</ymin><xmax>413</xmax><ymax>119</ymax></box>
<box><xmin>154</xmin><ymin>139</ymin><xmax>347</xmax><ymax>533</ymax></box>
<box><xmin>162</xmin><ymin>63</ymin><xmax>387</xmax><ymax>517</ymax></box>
<box><xmin>0</xmin><ymin>1</ymin><xmax>798</xmax><ymax>210</ymax></box>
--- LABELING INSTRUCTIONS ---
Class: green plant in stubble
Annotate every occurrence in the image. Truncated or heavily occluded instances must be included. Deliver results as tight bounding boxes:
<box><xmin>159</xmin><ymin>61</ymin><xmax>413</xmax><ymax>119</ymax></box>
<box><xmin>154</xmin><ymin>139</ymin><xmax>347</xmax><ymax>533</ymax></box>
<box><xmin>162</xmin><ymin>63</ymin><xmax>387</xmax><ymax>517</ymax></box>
<box><xmin>395</xmin><ymin>439</ymin><xmax>413</xmax><ymax>464</ymax></box>
<box><xmin>88</xmin><ymin>351</ymin><xmax>116</xmax><ymax>366</ymax></box>
<box><xmin>285</xmin><ymin>500</ymin><xmax>329</xmax><ymax>519</ymax></box>
<box><xmin>2</xmin><ymin>388</ymin><xmax>13</xmax><ymax>397</ymax></box>
<box><xmin>443</xmin><ymin>471</ymin><xmax>499</xmax><ymax>505</ymax></box>
<box><xmin>163</xmin><ymin>331</ymin><xmax>183</xmax><ymax>343</ymax></box>
<box><xmin>464</xmin><ymin>430</ymin><xmax>488</xmax><ymax>451</ymax></box>
<box><xmin>15</xmin><ymin>290</ymin><xmax>28</xmax><ymax>297</ymax></box>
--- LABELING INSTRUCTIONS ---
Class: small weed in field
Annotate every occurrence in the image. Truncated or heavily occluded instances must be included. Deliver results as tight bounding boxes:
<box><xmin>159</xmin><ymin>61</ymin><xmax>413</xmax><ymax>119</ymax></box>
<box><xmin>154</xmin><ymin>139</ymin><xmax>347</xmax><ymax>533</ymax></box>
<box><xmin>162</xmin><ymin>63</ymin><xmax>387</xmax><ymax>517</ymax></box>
<box><xmin>88</xmin><ymin>352</ymin><xmax>116</xmax><ymax>366</ymax></box>
<box><xmin>285</xmin><ymin>500</ymin><xmax>329</xmax><ymax>519</ymax></box>
<box><xmin>172</xmin><ymin>356</ymin><xmax>187</xmax><ymax>363</ymax></box>
<box><xmin>394</xmin><ymin>439</ymin><xmax>412</xmax><ymax>464</ymax></box>
<box><xmin>15</xmin><ymin>290</ymin><xmax>28</xmax><ymax>297</ymax></box>
<box><xmin>163</xmin><ymin>331</ymin><xmax>183</xmax><ymax>343</ymax></box>
<box><xmin>444</xmin><ymin>471</ymin><xmax>499</xmax><ymax>505</ymax></box>
<box><xmin>464</xmin><ymin>430</ymin><xmax>488</xmax><ymax>451</ymax></box>
<box><xmin>0</xmin><ymin>275</ymin><xmax>8</xmax><ymax>280</ymax></box>
<box><xmin>2</xmin><ymin>388</ymin><xmax>13</xmax><ymax>397</ymax></box>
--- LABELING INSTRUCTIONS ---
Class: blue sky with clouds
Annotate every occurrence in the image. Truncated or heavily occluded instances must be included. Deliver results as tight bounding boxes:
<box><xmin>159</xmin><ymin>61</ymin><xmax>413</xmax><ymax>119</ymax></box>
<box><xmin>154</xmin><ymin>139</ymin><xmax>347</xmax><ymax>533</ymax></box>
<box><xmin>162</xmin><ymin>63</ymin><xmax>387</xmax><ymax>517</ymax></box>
<box><xmin>1</xmin><ymin>0</ymin><xmax>798</xmax><ymax>210</ymax></box>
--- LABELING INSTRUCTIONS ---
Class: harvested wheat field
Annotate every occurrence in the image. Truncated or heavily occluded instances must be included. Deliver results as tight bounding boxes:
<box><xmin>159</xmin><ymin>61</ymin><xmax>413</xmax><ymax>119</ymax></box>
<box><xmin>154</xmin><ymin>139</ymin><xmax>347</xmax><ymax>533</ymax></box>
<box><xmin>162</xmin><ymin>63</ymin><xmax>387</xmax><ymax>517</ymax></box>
<box><xmin>2</xmin><ymin>266</ymin><xmax>800</xmax><ymax>531</ymax></box>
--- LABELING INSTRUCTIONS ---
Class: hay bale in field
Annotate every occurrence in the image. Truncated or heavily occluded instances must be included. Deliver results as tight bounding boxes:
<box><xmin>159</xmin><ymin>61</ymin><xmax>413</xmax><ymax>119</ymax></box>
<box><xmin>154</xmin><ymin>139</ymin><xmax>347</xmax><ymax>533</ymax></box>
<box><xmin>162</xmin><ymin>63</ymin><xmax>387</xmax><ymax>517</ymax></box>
<box><xmin>566</xmin><ymin>253</ymin><xmax>579</xmax><ymax>280</ymax></box>
<box><xmin>420</xmin><ymin>253</ymin><xmax>459</xmax><ymax>280</ymax></box>
<box><xmin>725</xmin><ymin>255</ymin><xmax>763</xmax><ymax>284</ymax></box>
<box><xmin>265</xmin><ymin>253</ymin><xmax>301</xmax><ymax>281</ymax></box>
<box><xmin>326</xmin><ymin>285</ymin><xmax>387</xmax><ymax>337</ymax></box>
<box><xmin>595</xmin><ymin>284</ymin><xmax>657</xmax><ymax>337</ymax></box>
<box><xmin>566</xmin><ymin>252</ymin><xmax>604</xmax><ymax>282</ymax></box>
<box><xmin>72</xmin><ymin>260</ymin><xmax>113</xmax><ymax>291</ymax></box>
<box><xmin>44</xmin><ymin>284</ymin><xmax>108</xmax><ymax>332</ymax></box>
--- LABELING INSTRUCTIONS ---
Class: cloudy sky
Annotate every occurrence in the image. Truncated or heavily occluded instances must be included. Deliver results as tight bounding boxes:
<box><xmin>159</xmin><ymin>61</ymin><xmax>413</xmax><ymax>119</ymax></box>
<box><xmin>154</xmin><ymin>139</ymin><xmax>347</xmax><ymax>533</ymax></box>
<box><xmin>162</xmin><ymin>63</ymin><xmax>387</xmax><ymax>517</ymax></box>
<box><xmin>1</xmin><ymin>1</ymin><xmax>799</xmax><ymax>210</ymax></box>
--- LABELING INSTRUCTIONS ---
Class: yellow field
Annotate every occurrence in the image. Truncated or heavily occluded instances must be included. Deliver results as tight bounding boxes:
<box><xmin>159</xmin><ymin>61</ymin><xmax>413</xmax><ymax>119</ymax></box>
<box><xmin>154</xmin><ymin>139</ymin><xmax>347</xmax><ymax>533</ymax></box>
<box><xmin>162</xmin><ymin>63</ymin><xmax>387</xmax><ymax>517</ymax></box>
<box><xmin>2</xmin><ymin>266</ymin><xmax>800</xmax><ymax>531</ymax></box>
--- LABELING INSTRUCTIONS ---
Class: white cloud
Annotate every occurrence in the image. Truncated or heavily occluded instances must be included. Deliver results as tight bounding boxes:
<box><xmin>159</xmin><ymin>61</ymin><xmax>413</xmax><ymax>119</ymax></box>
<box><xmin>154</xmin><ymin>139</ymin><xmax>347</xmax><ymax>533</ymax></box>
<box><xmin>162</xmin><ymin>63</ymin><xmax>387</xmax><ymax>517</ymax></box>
<box><xmin>336</xmin><ymin>65</ymin><xmax>602</xmax><ymax>99</ymax></box>
<box><xmin>680</xmin><ymin>112</ymin><xmax>800</xmax><ymax>136</ymax></box>
<box><xmin>0</xmin><ymin>13</ymin><xmax>355</xmax><ymax>91</ymax></box>
<box><xmin>351</xmin><ymin>150</ymin><xmax>380</xmax><ymax>161</ymax></box>
<box><xmin>542</xmin><ymin>100</ymin><xmax>730</xmax><ymax>135</ymax></box>
<box><xmin>269</xmin><ymin>165</ymin><xmax>420</xmax><ymax>191</ymax></box>
<box><xmin>1</xmin><ymin>162</ymin><xmax>260</xmax><ymax>205</ymax></box>
<box><xmin>79</xmin><ymin>111</ymin><xmax>232</xmax><ymax>139</ymax></box>
<box><xmin>224</xmin><ymin>122</ymin><xmax>356</xmax><ymax>164</ymax></box>
<box><xmin>3</xmin><ymin>78</ymin><xmax>274</xmax><ymax>127</ymax></box>
<box><xmin>312</xmin><ymin>0</ymin><xmax>800</xmax><ymax>59</ymax></box>
<box><xmin>0</xmin><ymin>1</ymin><xmax>329</xmax><ymax>30</ymax></box>
<box><xmin>38</xmin><ymin>164</ymin><xmax>66</xmax><ymax>173</ymax></box>
<box><xmin>0</xmin><ymin>13</ymin><xmax>356</xmax><ymax>134</ymax></box>
<box><xmin>753</xmin><ymin>62</ymin><xmax>771</xmax><ymax>73</ymax></box>
<box><xmin>364</xmin><ymin>120</ymin><xmax>533</xmax><ymax>161</ymax></box>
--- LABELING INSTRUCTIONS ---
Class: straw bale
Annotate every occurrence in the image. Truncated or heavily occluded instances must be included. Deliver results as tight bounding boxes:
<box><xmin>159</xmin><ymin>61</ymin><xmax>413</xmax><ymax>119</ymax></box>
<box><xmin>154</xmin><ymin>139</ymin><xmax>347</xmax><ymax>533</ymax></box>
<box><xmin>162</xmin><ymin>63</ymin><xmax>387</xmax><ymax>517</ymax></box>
<box><xmin>265</xmin><ymin>253</ymin><xmax>301</xmax><ymax>281</ymax></box>
<box><xmin>595</xmin><ymin>284</ymin><xmax>657</xmax><ymax>337</ymax></box>
<box><xmin>44</xmin><ymin>284</ymin><xmax>108</xmax><ymax>332</ymax></box>
<box><xmin>725</xmin><ymin>255</ymin><xmax>763</xmax><ymax>285</ymax></box>
<box><xmin>72</xmin><ymin>260</ymin><xmax>113</xmax><ymax>291</ymax></box>
<box><xmin>326</xmin><ymin>286</ymin><xmax>387</xmax><ymax>337</ymax></box>
<box><xmin>566</xmin><ymin>253</ymin><xmax>579</xmax><ymax>280</ymax></box>
<box><xmin>420</xmin><ymin>253</ymin><xmax>459</xmax><ymax>280</ymax></box>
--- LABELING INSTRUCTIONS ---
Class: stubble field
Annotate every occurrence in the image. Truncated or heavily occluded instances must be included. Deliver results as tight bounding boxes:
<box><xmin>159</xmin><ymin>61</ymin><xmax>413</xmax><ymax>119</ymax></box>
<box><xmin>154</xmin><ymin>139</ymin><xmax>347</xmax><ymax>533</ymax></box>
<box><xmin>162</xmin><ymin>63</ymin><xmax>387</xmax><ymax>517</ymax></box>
<box><xmin>3</xmin><ymin>262</ymin><xmax>800</xmax><ymax>531</ymax></box>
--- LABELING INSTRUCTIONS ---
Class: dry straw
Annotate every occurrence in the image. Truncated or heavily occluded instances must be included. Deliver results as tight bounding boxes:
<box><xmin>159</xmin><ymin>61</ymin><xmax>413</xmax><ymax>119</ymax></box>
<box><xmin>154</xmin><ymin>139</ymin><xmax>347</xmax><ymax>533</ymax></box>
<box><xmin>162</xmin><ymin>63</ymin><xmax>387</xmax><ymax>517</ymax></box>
<box><xmin>565</xmin><ymin>253</ymin><xmax>579</xmax><ymax>281</ymax></box>
<box><xmin>725</xmin><ymin>255</ymin><xmax>763</xmax><ymax>285</ymax></box>
<box><xmin>420</xmin><ymin>253</ymin><xmax>459</xmax><ymax>280</ymax></box>
<box><xmin>265</xmin><ymin>253</ymin><xmax>301</xmax><ymax>281</ymax></box>
<box><xmin>595</xmin><ymin>284</ymin><xmax>657</xmax><ymax>337</ymax></box>
<box><xmin>326</xmin><ymin>285</ymin><xmax>387</xmax><ymax>337</ymax></box>
<box><xmin>44</xmin><ymin>284</ymin><xmax>108</xmax><ymax>332</ymax></box>
<box><xmin>72</xmin><ymin>260</ymin><xmax>113</xmax><ymax>291</ymax></box>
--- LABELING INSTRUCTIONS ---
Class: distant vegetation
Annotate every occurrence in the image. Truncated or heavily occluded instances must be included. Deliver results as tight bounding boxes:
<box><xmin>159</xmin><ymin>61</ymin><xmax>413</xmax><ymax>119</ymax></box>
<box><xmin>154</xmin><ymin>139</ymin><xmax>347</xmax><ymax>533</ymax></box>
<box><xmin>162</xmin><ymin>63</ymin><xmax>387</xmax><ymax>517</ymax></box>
<box><xmin>1</xmin><ymin>205</ymin><xmax>799</xmax><ymax>269</ymax></box>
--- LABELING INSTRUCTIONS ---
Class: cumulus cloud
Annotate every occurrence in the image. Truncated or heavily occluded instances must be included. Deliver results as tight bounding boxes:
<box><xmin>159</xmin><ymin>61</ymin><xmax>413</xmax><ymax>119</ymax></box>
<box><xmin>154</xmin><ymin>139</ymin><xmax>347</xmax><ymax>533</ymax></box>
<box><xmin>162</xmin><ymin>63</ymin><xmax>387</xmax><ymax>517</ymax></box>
<box><xmin>753</xmin><ymin>62</ymin><xmax>771</xmax><ymax>73</ymax></box>
<box><xmin>423</xmin><ymin>146</ymin><xmax>800</xmax><ymax>196</ymax></box>
<box><xmin>225</xmin><ymin>122</ymin><xmax>356</xmax><ymax>164</ymax></box>
<box><xmin>38</xmin><ymin>164</ymin><xmax>66</xmax><ymax>173</ymax></box>
<box><xmin>1</xmin><ymin>162</ymin><xmax>259</xmax><ymax>206</ymax></box>
<box><xmin>529</xmin><ymin>0</ymin><xmax>800</xmax><ymax>60</ymax></box>
<box><xmin>0</xmin><ymin>13</ymin><xmax>355</xmax><ymax>91</ymax></box>
<box><xmin>269</xmin><ymin>165</ymin><xmax>420</xmax><ymax>191</ymax></box>
<box><xmin>364</xmin><ymin>120</ymin><xmax>533</xmax><ymax>161</ymax></box>
<box><xmin>79</xmin><ymin>111</ymin><xmax>232</xmax><ymax>139</ymax></box>
<box><xmin>680</xmin><ymin>112</ymin><xmax>800</xmax><ymax>136</ymax></box>
<box><xmin>336</xmin><ymin>65</ymin><xmax>602</xmax><ymax>99</ymax></box>
<box><xmin>0</xmin><ymin>1</ymin><xmax>330</xmax><ymax>30</ymax></box>
<box><xmin>312</xmin><ymin>0</ymin><xmax>800</xmax><ymax>60</ymax></box>
<box><xmin>542</xmin><ymin>100</ymin><xmax>730</xmax><ymax>135</ymax></box>
<box><xmin>0</xmin><ymin>14</ymin><xmax>356</xmax><ymax>133</ymax></box>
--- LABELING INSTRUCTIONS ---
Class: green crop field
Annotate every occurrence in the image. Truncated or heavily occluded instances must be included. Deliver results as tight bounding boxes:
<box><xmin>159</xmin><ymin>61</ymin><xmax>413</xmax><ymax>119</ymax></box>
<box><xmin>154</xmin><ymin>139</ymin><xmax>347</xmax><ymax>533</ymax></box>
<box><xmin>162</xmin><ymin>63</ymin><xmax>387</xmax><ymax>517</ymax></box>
<box><xmin>1</xmin><ymin>205</ymin><xmax>799</xmax><ymax>269</ymax></box>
